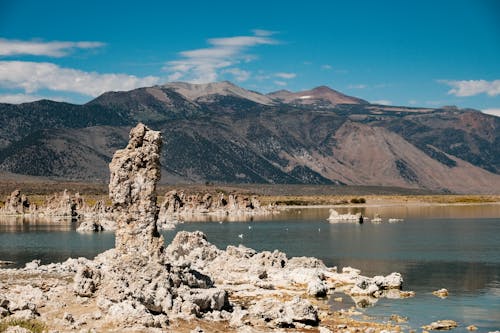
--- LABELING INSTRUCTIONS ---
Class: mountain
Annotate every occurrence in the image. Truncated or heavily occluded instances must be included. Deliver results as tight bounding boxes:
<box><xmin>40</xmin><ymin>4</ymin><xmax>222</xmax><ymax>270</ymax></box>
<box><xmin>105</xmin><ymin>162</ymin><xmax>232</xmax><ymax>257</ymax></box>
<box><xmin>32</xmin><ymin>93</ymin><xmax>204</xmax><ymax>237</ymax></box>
<box><xmin>267</xmin><ymin>86</ymin><xmax>368</xmax><ymax>107</ymax></box>
<box><xmin>0</xmin><ymin>82</ymin><xmax>499</xmax><ymax>194</ymax></box>
<box><xmin>163</xmin><ymin>81</ymin><xmax>275</xmax><ymax>105</ymax></box>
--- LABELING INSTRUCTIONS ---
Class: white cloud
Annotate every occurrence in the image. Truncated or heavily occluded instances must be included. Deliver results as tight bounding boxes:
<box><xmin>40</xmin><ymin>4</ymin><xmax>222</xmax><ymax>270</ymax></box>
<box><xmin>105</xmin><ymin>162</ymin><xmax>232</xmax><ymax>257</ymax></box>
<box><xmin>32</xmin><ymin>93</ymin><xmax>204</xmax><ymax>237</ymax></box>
<box><xmin>222</xmin><ymin>68</ymin><xmax>251</xmax><ymax>82</ymax></box>
<box><xmin>274</xmin><ymin>81</ymin><xmax>287</xmax><ymax>86</ymax></box>
<box><xmin>408</xmin><ymin>99</ymin><xmax>418</xmax><ymax>105</ymax></box>
<box><xmin>0</xmin><ymin>93</ymin><xmax>52</xmax><ymax>104</ymax></box>
<box><xmin>0</xmin><ymin>38</ymin><xmax>104</xmax><ymax>57</ymax></box>
<box><xmin>274</xmin><ymin>72</ymin><xmax>296</xmax><ymax>79</ymax></box>
<box><xmin>482</xmin><ymin>108</ymin><xmax>500</xmax><ymax>117</ymax></box>
<box><xmin>321</xmin><ymin>64</ymin><xmax>332</xmax><ymax>70</ymax></box>
<box><xmin>371</xmin><ymin>99</ymin><xmax>392</xmax><ymax>105</ymax></box>
<box><xmin>164</xmin><ymin>31</ymin><xmax>278</xmax><ymax>83</ymax></box>
<box><xmin>348</xmin><ymin>84</ymin><xmax>367</xmax><ymax>89</ymax></box>
<box><xmin>0</xmin><ymin>61</ymin><xmax>160</xmax><ymax>97</ymax></box>
<box><xmin>440</xmin><ymin>79</ymin><xmax>500</xmax><ymax>97</ymax></box>
<box><xmin>252</xmin><ymin>29</ymin><xmax>276</xmax><ymax>37</ymax></box>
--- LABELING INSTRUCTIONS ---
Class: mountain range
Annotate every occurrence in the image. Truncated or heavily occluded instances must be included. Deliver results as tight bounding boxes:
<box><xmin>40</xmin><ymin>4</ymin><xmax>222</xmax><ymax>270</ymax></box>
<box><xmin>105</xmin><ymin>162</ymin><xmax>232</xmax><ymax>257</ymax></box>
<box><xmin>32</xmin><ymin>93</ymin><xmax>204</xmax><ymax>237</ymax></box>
<box><xmin>0</xmin><ymin>81</ymin><xmax>499</xmax><ymax>194</ymax></box>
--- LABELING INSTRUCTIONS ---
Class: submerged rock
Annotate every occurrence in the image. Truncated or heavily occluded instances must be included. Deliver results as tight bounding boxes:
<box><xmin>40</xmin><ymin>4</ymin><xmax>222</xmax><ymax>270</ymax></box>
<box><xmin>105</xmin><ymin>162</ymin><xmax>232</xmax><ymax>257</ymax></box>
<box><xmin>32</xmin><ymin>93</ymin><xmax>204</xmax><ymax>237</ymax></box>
<box><xmin>76</xmin><ymin>220</ymin><xmax>104</xmax><ymax>232</ymax></box>
<box><xmin>423</xmin><ymin>320</ymin><xmax>458</xmax><ymax>330</ymax></box>
<box><xmin>433</xmin><ymin>288</ymin><xmax>449</xmax><ymax>298</ymax></box>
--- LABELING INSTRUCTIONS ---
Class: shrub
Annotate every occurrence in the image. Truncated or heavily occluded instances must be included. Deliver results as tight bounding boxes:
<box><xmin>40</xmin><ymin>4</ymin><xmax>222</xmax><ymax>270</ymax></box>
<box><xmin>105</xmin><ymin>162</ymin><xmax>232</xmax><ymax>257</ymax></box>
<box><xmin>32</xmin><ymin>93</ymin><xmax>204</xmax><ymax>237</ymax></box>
<box><xmin>350</xmin><ymin>197</ymin><xmax>366</xmax><ymax>204</ymax></box>
<box><xmin>0</xmin><ymin>319</ymin><xmax>47</xmax><ymax>333</ymax></box>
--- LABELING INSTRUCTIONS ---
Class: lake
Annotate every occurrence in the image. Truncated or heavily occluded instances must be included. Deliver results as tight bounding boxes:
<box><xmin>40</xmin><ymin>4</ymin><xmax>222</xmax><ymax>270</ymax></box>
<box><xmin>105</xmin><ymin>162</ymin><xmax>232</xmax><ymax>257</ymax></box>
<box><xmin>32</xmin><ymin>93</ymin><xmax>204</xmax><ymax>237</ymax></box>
<box><xmin>1</xmin><ymin>204</ymin><xmax>499</xmax><ymax>332</ymax></box>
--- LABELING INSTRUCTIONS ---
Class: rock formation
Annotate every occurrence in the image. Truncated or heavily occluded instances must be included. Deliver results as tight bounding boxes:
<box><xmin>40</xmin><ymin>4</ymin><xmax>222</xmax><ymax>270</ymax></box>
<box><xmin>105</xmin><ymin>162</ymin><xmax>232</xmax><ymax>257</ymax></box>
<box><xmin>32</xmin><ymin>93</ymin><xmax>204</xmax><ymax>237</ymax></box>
<box><xmin>157</xmin><ymin>190</ymin><xmax>274</xmax><ymax>228</ymax></box>
<box><xmin>42</xmin><ymin>190</ymin><xmax>79</xmax><ymax>218</ymax></box>
<box><xmin>109</xmin><ymin>123</ymin><xmax>164</xmax><ymax>257</ymax></box>
<box><xmin>71</xmin><ymin>123</ymin><xmax>229</xmax><ymax>327</ymax></box>
<box><xmin>0</xmin><ymin>190</ymin><xmax>31</xmax><ymax>215</ymax></box>
<box><xmin>0</xmin><ymin>189</ymin><xmax>95</xmax><ymax>219</ymax></box>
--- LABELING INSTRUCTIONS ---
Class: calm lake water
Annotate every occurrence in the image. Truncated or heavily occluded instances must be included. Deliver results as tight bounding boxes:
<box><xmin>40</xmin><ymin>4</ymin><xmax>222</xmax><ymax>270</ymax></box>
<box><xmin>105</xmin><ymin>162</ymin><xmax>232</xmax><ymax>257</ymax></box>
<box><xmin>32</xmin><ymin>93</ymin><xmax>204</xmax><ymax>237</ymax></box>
<box><xmin>1</xmin><ymin>204</ymin><xmax>499</xmax><ymax>332</ymax></box>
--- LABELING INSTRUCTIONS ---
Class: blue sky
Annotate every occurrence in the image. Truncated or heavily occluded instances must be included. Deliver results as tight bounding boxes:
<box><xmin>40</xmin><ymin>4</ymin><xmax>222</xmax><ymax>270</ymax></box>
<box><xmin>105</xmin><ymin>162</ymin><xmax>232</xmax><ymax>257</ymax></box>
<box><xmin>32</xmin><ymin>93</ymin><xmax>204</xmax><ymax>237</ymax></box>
<box><xmin>0</xmin><ymin>0</ymin><xmax>499</xmax><ymax>115</ymax></box>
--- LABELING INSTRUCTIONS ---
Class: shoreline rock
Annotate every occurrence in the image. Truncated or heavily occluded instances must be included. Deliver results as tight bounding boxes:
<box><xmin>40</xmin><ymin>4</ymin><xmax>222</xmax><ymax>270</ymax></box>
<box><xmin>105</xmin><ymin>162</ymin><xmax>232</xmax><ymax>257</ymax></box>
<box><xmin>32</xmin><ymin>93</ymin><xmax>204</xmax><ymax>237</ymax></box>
<box><xmin>1</xmin><ymin>189</ymin><xmax>275</xmax><ymax>233</ymax></box>
<box><xmin>433</xmin><ymin>288</ymin><xmax>449</xmax><ymax>298</ymax></box>
<box><xmin>422</xmin><ymin>320</ymin><xmax>458</xmax><ymax>330</ymax></box>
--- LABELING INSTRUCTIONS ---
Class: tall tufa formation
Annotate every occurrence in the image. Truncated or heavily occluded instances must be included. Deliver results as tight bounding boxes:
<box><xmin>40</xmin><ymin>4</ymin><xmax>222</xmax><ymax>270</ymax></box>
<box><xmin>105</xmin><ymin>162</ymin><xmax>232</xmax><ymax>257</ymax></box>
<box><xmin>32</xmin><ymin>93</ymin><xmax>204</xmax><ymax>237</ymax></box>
<box><xmin>109</xmin><ymin>123</ymin><xmax>164</xmax><ymax>258</ymax></box>
<box><xmin>73</xmin><ymin>123</ymin><xmax>229</xmax><ymax>327</ymax></box>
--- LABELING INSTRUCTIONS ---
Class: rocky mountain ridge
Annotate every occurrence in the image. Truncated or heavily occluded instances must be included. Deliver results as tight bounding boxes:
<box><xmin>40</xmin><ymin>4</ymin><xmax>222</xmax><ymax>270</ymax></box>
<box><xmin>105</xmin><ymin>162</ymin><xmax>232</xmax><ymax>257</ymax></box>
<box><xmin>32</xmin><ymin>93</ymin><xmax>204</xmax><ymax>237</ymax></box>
<box><xmin>0</xmin><ymin>81</ymin><xmax>499</xmax><ymax>194</ymax></box>
<box><xmin>267</xmin><ymin>85</ymin><xmax>368</xmax><ymax>106</ymax></box>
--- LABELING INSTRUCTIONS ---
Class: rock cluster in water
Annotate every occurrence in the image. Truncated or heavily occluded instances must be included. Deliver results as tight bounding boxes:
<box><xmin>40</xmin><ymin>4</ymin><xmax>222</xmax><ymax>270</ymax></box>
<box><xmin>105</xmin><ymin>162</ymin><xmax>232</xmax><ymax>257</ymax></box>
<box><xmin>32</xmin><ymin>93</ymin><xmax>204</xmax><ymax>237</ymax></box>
<box><xmin>0</xmin><ymin>189</ymin><xmax>31</xmax><ymax>214</ymax></box>
<box><xmin>0</xmin><ymin>188</ymin><xmax>111</xmax><ymax>223</ymax></box>
<box><xmin>0</xmin><ymin>123</ymin><xmax>410</xmax><ymax>332</ymax></box>
<box><xmin>0</xmin><ymin>188</ymin><xmax>273</xmax><ymax>233</ymax></box>
<box><xmin>157</xmin><ymin>190</ymin><xmax>274</xmax><ymax>229</ymax></box>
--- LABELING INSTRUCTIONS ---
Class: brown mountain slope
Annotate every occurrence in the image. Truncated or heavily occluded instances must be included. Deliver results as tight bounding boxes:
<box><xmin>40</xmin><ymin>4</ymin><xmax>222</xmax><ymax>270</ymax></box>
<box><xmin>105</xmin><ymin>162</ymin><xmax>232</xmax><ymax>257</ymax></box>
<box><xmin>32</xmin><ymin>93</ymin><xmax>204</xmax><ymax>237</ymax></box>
<box><xmin>277</xmin><ymin>121</ymin><xmax>500</xmax><ymax>193</ymax></box>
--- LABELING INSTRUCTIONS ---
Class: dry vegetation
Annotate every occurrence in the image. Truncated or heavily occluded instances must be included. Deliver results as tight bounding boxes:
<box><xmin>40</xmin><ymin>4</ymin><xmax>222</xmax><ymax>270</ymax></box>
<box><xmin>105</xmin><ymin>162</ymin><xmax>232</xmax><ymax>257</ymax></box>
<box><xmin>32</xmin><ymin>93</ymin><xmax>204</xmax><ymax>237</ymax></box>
<box><xmin>0</xmin><ymin>178</ymin><xmax>499</xmax><ymax>208</ymax></box>
<box><xmin>0</xmin><ymin>319</ymin><xmax>47</xmax><ymax>333</ymax></box>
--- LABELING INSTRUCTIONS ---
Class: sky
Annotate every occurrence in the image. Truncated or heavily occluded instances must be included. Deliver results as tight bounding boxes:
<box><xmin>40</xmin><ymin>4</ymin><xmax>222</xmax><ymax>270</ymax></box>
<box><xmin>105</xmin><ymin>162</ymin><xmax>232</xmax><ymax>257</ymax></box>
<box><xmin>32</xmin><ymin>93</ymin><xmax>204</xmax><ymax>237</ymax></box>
<box><xmin>0</xmin><ymin>0</ymin><xmax>499</xmax><ymax>115</ymax></box>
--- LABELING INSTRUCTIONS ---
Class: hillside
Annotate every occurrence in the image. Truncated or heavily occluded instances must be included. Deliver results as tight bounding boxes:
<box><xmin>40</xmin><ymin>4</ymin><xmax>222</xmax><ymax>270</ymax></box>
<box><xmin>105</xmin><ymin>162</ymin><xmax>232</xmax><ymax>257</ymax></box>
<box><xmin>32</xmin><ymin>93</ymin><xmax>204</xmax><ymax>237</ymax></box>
<box><xmin>0</xmin><ymin>82</ymin><xmax>499</xmax><ymax>194</ymax></box>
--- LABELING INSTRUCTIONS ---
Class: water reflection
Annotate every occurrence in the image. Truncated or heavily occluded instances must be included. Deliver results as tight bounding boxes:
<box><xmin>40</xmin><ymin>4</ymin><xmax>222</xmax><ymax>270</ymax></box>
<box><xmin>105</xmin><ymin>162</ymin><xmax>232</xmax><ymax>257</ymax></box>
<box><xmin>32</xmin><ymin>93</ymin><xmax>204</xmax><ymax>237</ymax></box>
<box><xmin>0</xmin><ymin>215</ymin><xmax>74</xmax><ymax>232</ymax></box>
<box><xmin>309</xmin><ymin>203</ymin><xmax>500</xmax><ymax>219</ymax></box>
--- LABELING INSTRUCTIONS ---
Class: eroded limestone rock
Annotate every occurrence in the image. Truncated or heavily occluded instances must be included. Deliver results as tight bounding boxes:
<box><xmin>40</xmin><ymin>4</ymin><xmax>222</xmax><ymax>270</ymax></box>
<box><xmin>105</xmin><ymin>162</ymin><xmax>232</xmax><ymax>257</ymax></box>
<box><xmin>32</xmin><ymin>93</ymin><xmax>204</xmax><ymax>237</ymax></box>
<box><xmin>109</xmin><ymin>123</ymin><xmax>164</xmax><ymax>258</ymax></box>
<box><xmin>422</xmin><ymin>320</ymin><xmax>458</xmax><ymax>330</ymax></box>
<box><xmin>157</xmin><ymin>189</ymin><xmax>274</xmax><ymax>227</ymax></box>
<box><xmin>1</xmin><ymin>190</ymin><xmax>30</xmax><ymax>215</ymax></box>
<box><xmin>72</xmin><ymin>123</ymin><xmax>229</xmax><ymax>326</ymax></box>
<box><xmin>249</xmin><ymin>297</ymin><xmax>319</xmax><ymax>328</ymax></box>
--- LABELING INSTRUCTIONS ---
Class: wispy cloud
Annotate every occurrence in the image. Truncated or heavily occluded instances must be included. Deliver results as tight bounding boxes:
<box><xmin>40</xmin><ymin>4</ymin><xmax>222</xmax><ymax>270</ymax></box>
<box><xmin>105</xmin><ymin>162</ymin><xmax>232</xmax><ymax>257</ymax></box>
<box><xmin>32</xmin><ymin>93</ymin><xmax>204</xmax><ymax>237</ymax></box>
<box><xmin>371</xmin><ymin>99</ymin><xmax>392</xmax><ymax>105</ymax></box>
<box><xmin>0</xmin><ymin>93</ymin><xmax>63</xmax><ymax>104</ymax></box>
<box><xmin>252</xmin><ymin>29</ymin><xmax>277</xmax><ymax>37</ymax></box>
<box><xmin>274</xmin><ymin>80</ymin><xmax>287</xmax><ymax>86</ymax></box>
<box><xmin>348</xmin><ymin>84</ymin><xmax>367</xmax><ymax>89</ymax></box>
<box><xmin>321</xmin><ymin>64</ymin><xmax>332</xmax><ymax>70</ymax></box>
<box><xmin>274</xmin><ymin>72</ymin><xmax>296</xmax><ymax>79</ymax></box>
<box><xmin>222</xmin><ymin>68</ymin><xmax>251</xmax><ymax>82</ymax></box>
<box><xmin>164</xmin><ymin>31</ymin><xmax>279</xmax><ymax>83</ymax></box>
<box><xmin>0</xmin><ymin>61</ymin><xmax>160</xmax><ymax>97</ymax></box>
<box><xmin>482</xmin><ymin>108</ymin><xmax>500</xmax><ymax>117</ymax></box>
<box><xmin>439</xmin><ymin>79</ymin><xmax>500</xmax><ymax>97</ymax></box>
<box><xmin>0</xmin><ymin>38</ymin><xmax>105</xmax><ymax>57</ymax></box>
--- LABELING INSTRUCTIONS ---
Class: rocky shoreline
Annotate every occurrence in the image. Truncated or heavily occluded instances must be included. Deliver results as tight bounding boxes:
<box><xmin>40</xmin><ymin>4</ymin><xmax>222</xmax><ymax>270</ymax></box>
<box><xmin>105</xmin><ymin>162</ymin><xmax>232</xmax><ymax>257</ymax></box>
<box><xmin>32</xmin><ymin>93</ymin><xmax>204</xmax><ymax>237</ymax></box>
<box><xmin>0</xmin><ymin>188</ymin><xmax>275</xmax><ymax>233</ymax></box>
<box><xmin>0</xmin><ymin>124</ymin><xmax>465</xmax><ymax>333</ymax></box>
<box><xmin>0</xmin><ymin>231</ymin><xmax>412</xmax><ymax>332</ymax></box>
